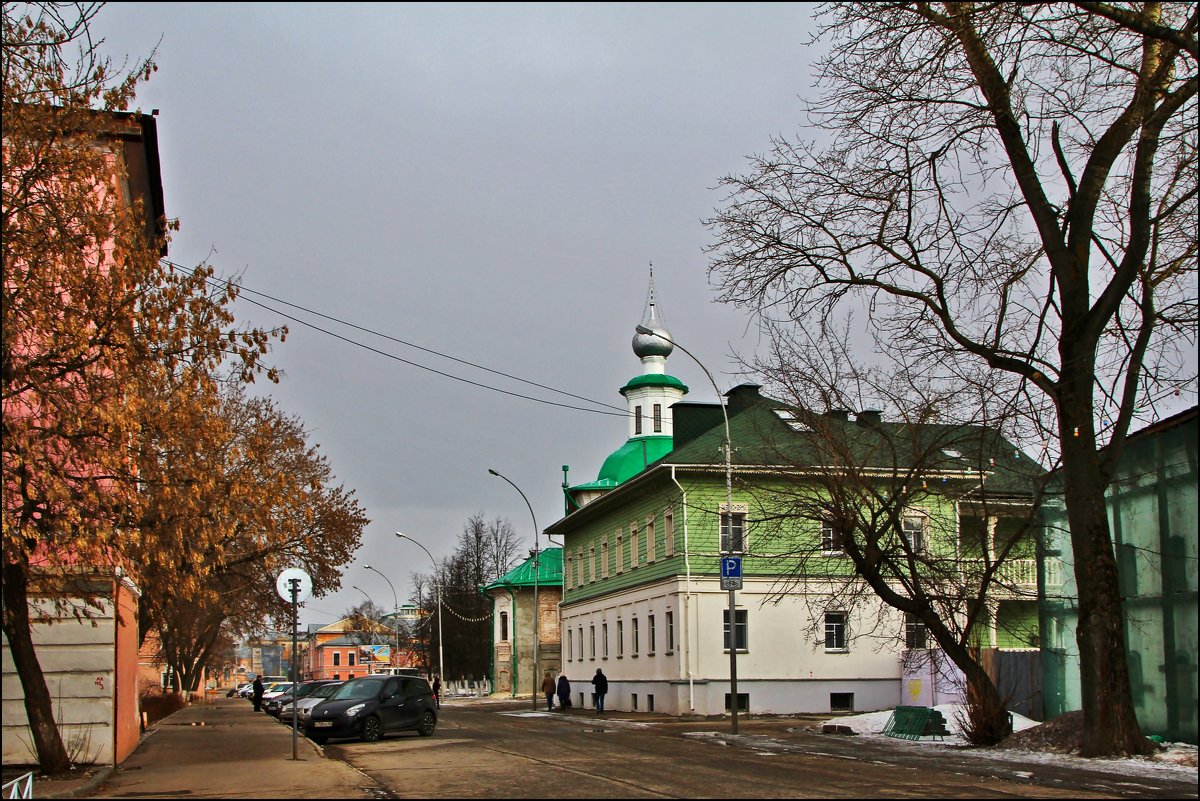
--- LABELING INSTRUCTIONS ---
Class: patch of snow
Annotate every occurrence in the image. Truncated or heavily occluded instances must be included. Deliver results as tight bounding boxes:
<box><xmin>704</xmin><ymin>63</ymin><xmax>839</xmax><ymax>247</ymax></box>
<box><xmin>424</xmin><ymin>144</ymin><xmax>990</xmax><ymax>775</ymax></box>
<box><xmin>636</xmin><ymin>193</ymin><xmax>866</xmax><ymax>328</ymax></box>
<box><xmin>822</xmin><ymin>704</ymin><xmax>1198</xmax><ymax>782</ymax></box>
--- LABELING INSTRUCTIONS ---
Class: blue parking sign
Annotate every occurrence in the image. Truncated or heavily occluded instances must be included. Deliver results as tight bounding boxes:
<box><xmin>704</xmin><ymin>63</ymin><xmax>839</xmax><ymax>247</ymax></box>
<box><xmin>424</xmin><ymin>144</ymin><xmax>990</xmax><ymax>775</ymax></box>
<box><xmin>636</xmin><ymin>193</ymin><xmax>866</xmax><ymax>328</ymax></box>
<box><xmin>721</xmin><ymin>557</ymin><xmax>741</xmax><ymax>578</ymax></box>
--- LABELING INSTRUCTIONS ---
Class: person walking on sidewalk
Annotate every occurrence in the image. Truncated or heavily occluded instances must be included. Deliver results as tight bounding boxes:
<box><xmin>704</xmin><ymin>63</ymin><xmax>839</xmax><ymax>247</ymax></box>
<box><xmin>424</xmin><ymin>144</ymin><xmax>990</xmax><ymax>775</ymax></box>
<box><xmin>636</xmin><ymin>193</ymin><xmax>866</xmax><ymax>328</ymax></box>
<box><xmin>251</xmin><ymin>676</ymin><xmax>264</xmax><ymax>712</ymax></box>
<box><xmin>556</xmin><ymin>673</ymin><xmax>571</xmax><ymax>710</ymax></box>
<box><xmin>591</xmin><ymin>668</ymin><xmax>608</xmax><ymax>714</ymax></box>
<box><xmin>541</xmin><ymin>671</ymin><xmax>556</xmax><ymax>711</ymax></box>
<box><xmin>432</xmin><ymin>675</ymin><xmax>441</xmax><ymax>708</ymax></box>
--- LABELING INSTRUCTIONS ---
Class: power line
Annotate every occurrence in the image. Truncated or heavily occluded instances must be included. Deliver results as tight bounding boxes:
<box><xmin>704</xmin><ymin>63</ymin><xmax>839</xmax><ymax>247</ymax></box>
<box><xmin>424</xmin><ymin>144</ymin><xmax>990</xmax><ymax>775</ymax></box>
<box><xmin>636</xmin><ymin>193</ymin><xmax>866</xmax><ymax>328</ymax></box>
<box><xmin>167</xmin><ymin>261</ymin><xmax>631</xmax><ymax>417</ymax></box>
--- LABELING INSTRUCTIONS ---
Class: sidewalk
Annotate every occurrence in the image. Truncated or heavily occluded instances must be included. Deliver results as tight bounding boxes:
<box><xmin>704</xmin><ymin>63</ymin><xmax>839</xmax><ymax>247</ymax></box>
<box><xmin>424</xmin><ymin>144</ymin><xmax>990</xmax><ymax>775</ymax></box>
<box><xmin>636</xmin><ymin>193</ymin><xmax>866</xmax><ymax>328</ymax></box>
<box><xmin>31</xmin><ymin>696</ymin><xmax>382</xmax><ymax>799</ymax></box>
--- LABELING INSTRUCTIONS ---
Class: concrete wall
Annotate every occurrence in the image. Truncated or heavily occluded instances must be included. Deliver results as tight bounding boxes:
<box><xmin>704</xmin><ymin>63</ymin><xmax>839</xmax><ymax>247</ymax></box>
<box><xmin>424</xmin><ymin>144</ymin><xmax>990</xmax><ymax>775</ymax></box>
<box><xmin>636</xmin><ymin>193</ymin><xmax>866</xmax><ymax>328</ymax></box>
<box><xmin>2</xmin><ymin>591</ymin><xmax>124</xmax><ymax>766</ymax></box>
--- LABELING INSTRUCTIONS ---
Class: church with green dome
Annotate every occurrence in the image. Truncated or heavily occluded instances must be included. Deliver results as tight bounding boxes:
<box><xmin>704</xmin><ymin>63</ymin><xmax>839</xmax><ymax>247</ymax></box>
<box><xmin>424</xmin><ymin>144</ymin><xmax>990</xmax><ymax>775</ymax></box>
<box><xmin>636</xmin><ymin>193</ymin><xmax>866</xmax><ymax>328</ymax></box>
<box><xmin>565</xmin><ymin>280</ymin><xmax>687</xmax><ymax>509</ymax></box>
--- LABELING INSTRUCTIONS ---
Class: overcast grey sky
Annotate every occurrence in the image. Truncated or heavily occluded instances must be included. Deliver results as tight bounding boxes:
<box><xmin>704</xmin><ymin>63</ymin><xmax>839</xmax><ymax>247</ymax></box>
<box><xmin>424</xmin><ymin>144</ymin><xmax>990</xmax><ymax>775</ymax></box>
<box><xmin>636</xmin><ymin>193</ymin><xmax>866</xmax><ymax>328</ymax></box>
<box><xmin>89</xmin><ymin>2</ymin><xmax>823</xmax><ymax>625</ymax></box>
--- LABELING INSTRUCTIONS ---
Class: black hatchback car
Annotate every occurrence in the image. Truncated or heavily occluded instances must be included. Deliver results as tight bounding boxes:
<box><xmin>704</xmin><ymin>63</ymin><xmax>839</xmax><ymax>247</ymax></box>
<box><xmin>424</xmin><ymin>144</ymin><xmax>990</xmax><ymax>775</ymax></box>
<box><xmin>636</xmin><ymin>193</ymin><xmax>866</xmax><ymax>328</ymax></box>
<box><xmin>305</xmin><ymin>674</ymin><xmax>437</xmax><ymax>743</ymax></box>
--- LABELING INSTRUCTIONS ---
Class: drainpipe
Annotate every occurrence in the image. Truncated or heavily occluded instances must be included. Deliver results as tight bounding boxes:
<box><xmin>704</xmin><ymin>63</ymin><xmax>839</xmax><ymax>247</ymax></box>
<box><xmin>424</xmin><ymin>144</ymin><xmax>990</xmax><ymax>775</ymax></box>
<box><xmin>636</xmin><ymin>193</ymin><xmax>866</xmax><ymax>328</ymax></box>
<box><xmin>506</xmin><ymin>586</ymin><xmax>518</xmax><ymax>698</ymax></box>
<box><xmin>671</xmin><ymin>466</ymin><xmax>694</xmax><ymax>712</ymax></box>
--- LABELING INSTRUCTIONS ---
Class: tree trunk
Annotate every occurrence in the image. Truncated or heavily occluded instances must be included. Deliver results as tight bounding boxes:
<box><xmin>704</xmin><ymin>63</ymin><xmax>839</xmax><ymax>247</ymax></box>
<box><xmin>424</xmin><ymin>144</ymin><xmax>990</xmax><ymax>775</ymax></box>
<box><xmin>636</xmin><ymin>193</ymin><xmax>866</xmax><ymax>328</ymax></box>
<box><xmin>1060</xmin><ymin>387</ymin><xmax>1151</xmax><ymax>756</ymax></box>
<box><xmin>1</xmin><ymin>561</ymin><xmax>71</xmax><ymax>773</ymax></box>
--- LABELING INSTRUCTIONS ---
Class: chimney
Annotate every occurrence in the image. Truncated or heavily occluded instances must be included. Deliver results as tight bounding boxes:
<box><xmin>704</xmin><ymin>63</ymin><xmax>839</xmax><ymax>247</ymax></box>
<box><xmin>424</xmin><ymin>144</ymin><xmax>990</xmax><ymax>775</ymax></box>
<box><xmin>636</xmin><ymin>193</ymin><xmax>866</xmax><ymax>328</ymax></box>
<box><xmin>856</xmin><ymin>409</ymin><xmax>883</xmax><ymax>427</ymax></box>
<box><xmin>725</xmin><ymin>384</ymin><xmax>762</xmax><ymax>414</ymax></box>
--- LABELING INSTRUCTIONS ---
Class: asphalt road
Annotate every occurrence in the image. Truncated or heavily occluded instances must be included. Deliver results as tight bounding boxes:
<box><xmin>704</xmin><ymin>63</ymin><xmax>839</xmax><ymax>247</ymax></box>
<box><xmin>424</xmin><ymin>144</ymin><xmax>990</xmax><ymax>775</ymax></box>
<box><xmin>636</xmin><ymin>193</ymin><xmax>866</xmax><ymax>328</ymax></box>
<box><xmin>321</xmin><ymin>701</ymin><xmax>1199</xmax><ymax>799</ymax></box>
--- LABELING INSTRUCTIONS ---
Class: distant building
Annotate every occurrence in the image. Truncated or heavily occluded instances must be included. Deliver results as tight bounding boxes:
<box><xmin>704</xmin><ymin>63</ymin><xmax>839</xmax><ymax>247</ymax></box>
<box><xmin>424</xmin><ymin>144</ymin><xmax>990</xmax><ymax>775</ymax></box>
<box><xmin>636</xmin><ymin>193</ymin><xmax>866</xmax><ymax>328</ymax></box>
<box><xmin>483</xmin><ymin>549</ymin><xmax>563</xmax><ymax>696</ymax></box>
<box><xmin>303</xmin><ymin>617</ymin><xmax>396</xmax><ymax>680</ymax></box>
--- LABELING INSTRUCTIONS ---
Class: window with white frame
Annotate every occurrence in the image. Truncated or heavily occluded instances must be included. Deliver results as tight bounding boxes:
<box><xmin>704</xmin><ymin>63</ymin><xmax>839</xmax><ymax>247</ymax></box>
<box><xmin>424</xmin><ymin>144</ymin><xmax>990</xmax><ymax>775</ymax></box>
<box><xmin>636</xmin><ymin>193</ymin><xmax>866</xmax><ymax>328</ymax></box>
<box><xmin>601</xmin><ymin>538</ymin><xmax>610</xmax><ymax>578</ymax></box>
<box><xmin>333</xmin><ymin>651</ymin><xmax>341</xmax><ymax>666</ymax></box>
<box><xmin>635</xmin><ymin>404</ymin><xmax>643</xmax><ymax>435</ymax></box>
<box><xmin>646</xmin><ymin>515</ymin><xmax>656</xmax><ymax>562</ymax></box>
<box><xmin>579</xmin><ymin>626</ymin><xmax>584</xmax><ymax>660</ymax></box>
<box><xmin>501</xmin><ymin>611</ymin><xmax>509</xmax><ymax>641</ymax></box>
<box><xmin>630</xmin><ymin>522</ymin><xmax>639</xmax><ymax>567</ymax></box>
<box><xmin>653</xmin><ymin>403</ymin><xmax>662</xmax><ymax>433</ymax></box>
<box><xmin>720</xmin><ymin>503</ymin><xmax>748</xmax><ymax>553</ymax></box>
<box><xmin>616</xmin><ymin>619</ymin><xmax>624</xmax><ymax>657</ymax></box>
<box><xmin>565</xmin><ymin>555</ymin><xmax>573</xmax><ymax>590</ymax></box>
<box><xmin>567</xmin><ymin>628</ymin><xmax>573</xmax><ymax>661</ymax></box>
<box><xmin>820</xmin><ymin>518</ymin><xmax>846</xmax><ymax>554</ymax></box>
<box><xmin>615</xmin><ymin>530</ymin><xmax>624</xmax><ymax>573</ymax></box>
<box><xmin>589</xmin><ymin>625</ymin><xmax>595</xmax><ymax>659</ymax></box>
<box><xmin>648</xmin><ymin>614</ymin><xmax>656</xmax><ymax>654</ymax></box>
<box><xmin>666</xmin><ymin>610</ymin><xmax>675</xmax><ymax>652</ymax></box>
<box><xmin>901</xmin><ymin>513</ymin><xmax>927</xmax><ymax>554</ymax></box>
<box><xmin>602</xmin><ymin>622</ymin><xmax>609</xmax><ymax>658</ymax></box>
<box><xmin>589</xmin><ymin>546</ymin><xmax>596</xmax><ymax>582</ymax></box>
<box><xmin>665</xmin><ymin>508</ymin><xmax>675</xmax><ymax>555</ymax></box>
<box><xmin>632</xmin><ymin>617</ymin><xmax>639</xmax><ymax>655</ymax></box>
<box><xmin>349</xmin><ymin>650</ymin><xmax>356</xmax><ymax>666</ymax></box>
<box><xmin>825</xmin><ymin>611</ymin><xmax>848</xmax><ymax>651</ymax></box>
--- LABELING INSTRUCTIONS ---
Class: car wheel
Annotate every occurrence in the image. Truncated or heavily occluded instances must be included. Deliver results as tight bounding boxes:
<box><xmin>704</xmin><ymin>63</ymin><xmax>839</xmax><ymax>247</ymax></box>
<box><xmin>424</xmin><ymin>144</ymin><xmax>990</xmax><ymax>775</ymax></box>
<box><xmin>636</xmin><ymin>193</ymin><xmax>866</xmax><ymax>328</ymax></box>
<box><xmin>417</xmin><ymin>710</ymin><xmax>436</xmax><ymax>737</ymax></box>
<box><xmin>361</xmin><ymin>715</ymin><xmax>383</xmax><ymax>743</ymax></box>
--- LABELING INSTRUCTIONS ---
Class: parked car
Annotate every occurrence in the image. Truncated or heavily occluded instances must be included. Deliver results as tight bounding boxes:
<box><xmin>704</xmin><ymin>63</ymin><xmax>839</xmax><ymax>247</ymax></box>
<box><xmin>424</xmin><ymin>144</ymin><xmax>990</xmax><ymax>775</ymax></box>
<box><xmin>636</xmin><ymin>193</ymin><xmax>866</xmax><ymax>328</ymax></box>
<box><xmin>305</xmin><ymin>674</ymin><xmax>436</xmax><ymax>744</ymax></box>
<box><xmin>260</xmin><ymin>682</ymin><xmax>293</xmax><ymax>704</ymax></box>
<box><xmin>282</xmin><ymin>681</ymin><xmax>344</xmax><ymax>727</ymax></box>
<box><xmin>266</xmin><ymin>679</ymin><xmax>339</xmax><ymax>718</ymax></box>
<box><xmin>228</xmin><ymin>682</ymin><xmax>251</xmax><ymax>698</ymax></box>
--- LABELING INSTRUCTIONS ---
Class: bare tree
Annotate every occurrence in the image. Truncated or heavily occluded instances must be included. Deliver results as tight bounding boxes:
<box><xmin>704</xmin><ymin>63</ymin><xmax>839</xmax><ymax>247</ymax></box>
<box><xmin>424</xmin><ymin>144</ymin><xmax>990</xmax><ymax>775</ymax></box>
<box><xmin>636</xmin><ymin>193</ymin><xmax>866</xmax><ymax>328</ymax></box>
<box><xmin>708</xmin><ymin>2</ymin><xmax>1195</xmax><ymax>756</ymax></box>
<box><xmin>407</xmin><ymin>515</ymin><xmax>521</xmax><ymax>681</ymax></box>
<box><xmin>743</xmin><ymin>333</ymin><xmax>1047</xmax><ymax>744</ymax></box>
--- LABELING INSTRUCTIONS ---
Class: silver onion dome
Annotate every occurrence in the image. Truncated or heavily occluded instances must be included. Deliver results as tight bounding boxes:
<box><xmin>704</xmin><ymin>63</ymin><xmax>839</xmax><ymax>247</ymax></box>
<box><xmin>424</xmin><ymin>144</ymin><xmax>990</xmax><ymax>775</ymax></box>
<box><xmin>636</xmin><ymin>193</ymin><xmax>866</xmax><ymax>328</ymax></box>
<box><xmin>632</xmin><ymin>303</ymin><xmax>674</xmax><ymax>358</ymax></box>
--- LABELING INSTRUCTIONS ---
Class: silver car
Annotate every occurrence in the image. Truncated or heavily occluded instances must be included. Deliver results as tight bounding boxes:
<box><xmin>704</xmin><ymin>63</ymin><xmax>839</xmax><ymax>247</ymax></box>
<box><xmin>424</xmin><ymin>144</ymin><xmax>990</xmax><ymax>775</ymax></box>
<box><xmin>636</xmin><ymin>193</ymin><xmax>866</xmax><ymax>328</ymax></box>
<box><xmin>283</xmin><ymin>681</ymin><xmax>344</xmax><ymax>727</ymax></box>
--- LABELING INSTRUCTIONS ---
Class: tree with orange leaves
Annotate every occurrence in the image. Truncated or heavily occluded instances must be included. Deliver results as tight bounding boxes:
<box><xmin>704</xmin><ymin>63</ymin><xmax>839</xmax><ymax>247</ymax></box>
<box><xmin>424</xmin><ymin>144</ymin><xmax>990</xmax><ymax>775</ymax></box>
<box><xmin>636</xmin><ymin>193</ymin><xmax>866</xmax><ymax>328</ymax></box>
<box><xmin>2</xmin><ymin>2</ymin><xmax>282</xmax><ymax>770</ymax></box>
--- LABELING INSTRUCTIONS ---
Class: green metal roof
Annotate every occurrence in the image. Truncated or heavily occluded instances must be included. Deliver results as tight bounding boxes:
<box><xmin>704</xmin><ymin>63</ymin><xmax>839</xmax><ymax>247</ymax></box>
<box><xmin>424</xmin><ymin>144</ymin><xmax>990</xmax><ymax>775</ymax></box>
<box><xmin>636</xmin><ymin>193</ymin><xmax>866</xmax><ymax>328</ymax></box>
<box><xmin>596</xmin><ymin>435</ymin><xmax>674</xmax><ymax>486</ymax></box>
<box><xmin>483</xmin><ymin>547</ymin><xmax>562</xmax><ymax>591</ymax></box>
<box><xmin>619</xmin><ymin>374</ymin><xmax>688</xmax><ymax>396</ymax></box>
<box><xmin>658</xmin><ymin>390</ymin><xmax>1044</xmax><ymax>496</ymax></box>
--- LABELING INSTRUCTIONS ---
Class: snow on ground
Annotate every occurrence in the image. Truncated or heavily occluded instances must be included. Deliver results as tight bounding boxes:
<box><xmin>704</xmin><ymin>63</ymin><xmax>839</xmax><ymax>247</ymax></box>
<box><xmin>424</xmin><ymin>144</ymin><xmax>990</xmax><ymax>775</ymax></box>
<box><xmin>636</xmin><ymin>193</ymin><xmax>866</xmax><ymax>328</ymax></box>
<box><xmin>823</xmin><ymin>704</ymin><xmax>1198</xmax><ymax>781</ymax></box>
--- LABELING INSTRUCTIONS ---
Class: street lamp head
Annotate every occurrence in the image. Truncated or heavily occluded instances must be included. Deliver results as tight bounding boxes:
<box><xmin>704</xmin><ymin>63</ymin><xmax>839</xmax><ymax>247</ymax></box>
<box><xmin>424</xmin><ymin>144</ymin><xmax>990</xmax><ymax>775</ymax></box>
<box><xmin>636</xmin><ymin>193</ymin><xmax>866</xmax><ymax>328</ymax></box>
<box><xmin>394</xmin><ymin>531</ymin><xmax>406</xmax><ymax>540</ymax></box>
<box><xmin>487</xmin><ymin>468</ymin><xmax>499</xmax><ymax>476</ymax></box>
<box><xmin>363</xmin><ymin>564</ymin><xmax>372</xmax><ymax>570</ymax></box>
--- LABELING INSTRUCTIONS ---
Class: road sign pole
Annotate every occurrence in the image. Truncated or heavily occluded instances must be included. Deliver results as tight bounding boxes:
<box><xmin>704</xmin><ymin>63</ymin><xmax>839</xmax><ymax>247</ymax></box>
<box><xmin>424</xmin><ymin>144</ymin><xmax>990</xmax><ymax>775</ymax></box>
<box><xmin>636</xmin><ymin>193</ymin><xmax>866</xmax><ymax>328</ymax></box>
<box><xmin>290</xmin><ymin>578</ymin><xmax>299</xmax><ymax>761</ymax></box>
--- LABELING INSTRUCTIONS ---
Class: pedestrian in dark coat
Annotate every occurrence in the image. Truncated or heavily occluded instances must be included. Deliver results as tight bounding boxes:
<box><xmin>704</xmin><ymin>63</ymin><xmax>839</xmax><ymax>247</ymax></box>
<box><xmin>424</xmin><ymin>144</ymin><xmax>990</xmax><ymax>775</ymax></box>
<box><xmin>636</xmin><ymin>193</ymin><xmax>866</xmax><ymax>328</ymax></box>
<box><xmin>252</xmin><ymin>676</ymin><xmax>265</xmax><ymax>712</ymax></box>
<box><xmin>591</xmin><ymin>668</ymin><xmax>608</xmax><ymax>714</ymax></box>
<box><xmin>432</xmin><ymin>676</ymin><xmax>441</xmax><ymax>708</ymax></box>
<box><xmin>556</xmin><ymin>674</ymin><xmax>571</xmax><ymax>710</ymax></box>
<box><xmin>541</xmin><ymin>671</ymin><xmax>556</xmax><ymax>711</ymax></box>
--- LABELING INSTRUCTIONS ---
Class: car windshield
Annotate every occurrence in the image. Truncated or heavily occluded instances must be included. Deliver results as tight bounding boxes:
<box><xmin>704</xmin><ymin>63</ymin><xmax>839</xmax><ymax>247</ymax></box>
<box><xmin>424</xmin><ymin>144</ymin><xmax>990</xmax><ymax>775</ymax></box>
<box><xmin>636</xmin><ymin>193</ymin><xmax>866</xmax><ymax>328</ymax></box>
<box><xmin>328</xmin><ymin>679</ymin><xmax>383</xmax><ymax>701</ymax></box>
<box><xmin>293</xmin><ymin>683</ymin><xmax>323</xmax><ymax>698</ymax></box>
<box><xmin>311</xmin><ymin>683</ymin><xmax>341</xmax><ymax>698</ymax></box>
<box><xmin>267</xmin><ymin>683</ymin><xmax>292</xmax><ymax>693</ymax></box>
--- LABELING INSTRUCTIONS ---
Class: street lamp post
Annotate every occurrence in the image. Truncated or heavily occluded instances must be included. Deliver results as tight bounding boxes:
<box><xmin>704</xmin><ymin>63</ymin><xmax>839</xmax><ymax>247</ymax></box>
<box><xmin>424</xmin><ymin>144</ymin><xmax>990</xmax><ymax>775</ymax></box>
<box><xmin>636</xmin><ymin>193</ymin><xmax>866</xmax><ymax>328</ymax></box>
<box><xmin>394</xmin><ymin>533</ymin><xmax>444</xmax><ymax>687</ymax></box>
<box><xmin>635</xmin><ymin>323</ymin><xmax>739</xmax><ymax>733</ymax></box>
<box><xmin>363</xmin><ymin>565</ymin><xmax>400</xmax><ymax>669</ymax></box>
<box><xmin>488</xmin><ymin>468</ymin><xmax>540</xmax><ymax>710</ymax></box>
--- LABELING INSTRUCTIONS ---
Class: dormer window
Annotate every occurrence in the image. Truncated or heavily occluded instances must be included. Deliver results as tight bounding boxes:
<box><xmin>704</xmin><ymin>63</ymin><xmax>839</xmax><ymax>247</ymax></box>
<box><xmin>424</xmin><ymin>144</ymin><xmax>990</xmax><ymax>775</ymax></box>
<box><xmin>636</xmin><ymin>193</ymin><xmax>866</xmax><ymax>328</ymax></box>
<box><xmin>635</xmin><ymin>405</ymin><xmax>643</xmax><ymax>435</ymax></box>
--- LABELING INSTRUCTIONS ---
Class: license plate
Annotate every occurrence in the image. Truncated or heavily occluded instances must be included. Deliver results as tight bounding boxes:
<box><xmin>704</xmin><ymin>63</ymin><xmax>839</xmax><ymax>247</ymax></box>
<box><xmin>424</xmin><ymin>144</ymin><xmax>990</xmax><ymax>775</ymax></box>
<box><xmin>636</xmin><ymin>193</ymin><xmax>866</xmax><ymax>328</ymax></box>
<box><xmin>313</xmin><ymin>721</ymin><xmax>333</xmax><ymax>728</ymax></box>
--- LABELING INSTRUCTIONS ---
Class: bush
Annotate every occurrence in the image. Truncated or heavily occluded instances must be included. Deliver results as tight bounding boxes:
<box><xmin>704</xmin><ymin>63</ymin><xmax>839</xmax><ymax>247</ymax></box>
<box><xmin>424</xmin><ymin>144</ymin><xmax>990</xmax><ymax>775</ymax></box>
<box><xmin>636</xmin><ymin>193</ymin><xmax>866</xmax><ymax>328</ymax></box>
<box><xmin>958</xmin><ymin>680</ymin><xmax>1013</xmax><ymax>746</ymax></box>
<box><xmin>140</xmin><ymin>692</ymin><xmax>187</xmax><ymax>727</ymax></box>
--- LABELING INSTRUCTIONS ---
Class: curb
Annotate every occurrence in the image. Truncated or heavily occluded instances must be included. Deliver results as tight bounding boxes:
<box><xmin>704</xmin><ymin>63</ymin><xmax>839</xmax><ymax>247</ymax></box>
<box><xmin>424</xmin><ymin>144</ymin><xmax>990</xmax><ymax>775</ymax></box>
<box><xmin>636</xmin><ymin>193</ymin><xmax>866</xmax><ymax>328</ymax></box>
<box><xmin>55</xmin><ymin>766</ymin><xmax>114</xmax><ymax>799</ymax></box>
